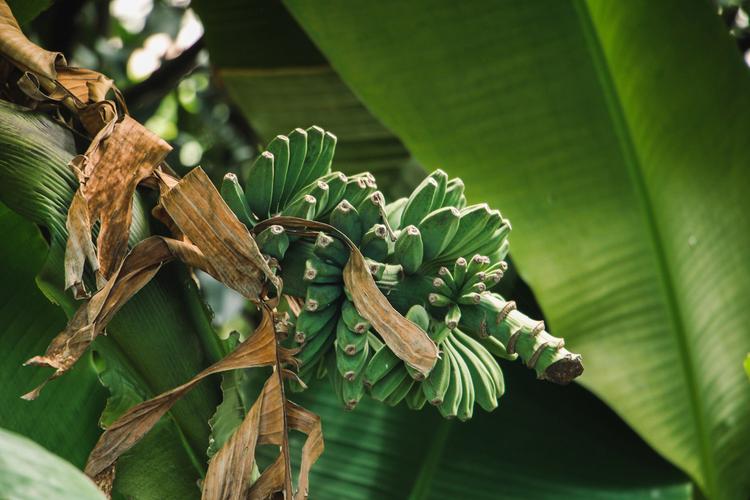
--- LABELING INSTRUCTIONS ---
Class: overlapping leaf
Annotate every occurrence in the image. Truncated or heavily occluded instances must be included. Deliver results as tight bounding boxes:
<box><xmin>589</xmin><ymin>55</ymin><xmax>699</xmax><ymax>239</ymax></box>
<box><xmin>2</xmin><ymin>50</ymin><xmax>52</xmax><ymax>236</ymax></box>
<box><xmin>280</xmin><ymin>1</ymin><xmax>750</xmax><ymax>497</ymax></box>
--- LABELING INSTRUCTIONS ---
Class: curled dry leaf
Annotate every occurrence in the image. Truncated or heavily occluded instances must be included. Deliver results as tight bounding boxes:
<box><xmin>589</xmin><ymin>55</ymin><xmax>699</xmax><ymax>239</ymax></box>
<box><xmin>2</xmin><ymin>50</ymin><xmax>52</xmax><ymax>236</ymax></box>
<box><xmin>65</xmin><ymin>115</ymin><xmax>171</xmax><ymax>294</ymax></box>
<box><xmin>255</xmin><ymin>216</ymin><xmax>439</xmax><ymax>377</ymax></box>
<box><xmin>55</xmin><ymin>66</ymin><xmax>114</xmax><ymax>104</ymax></box>
<box><xmin>343</xmin><ymin>245</ymin><xmax>439</xmax><ymax>376</ymax></box>
<box><xmin>203</xmin><ymin>366</ymin><xmax>323</xmax><ymax>500</ymax></box>
<box><xmin>23</xmin><ymin>236</ymin><xmax>207</xmax><ymax>400</ymax></box>
<box><xmin>157</xmin><ymin>167</ymin><xmax>281</xmax><ymax>301</ymax></box>
<box><xmin>0</xmin><ymin>0</ymin><xmax>64</xmax><ymax>81</ymax></box>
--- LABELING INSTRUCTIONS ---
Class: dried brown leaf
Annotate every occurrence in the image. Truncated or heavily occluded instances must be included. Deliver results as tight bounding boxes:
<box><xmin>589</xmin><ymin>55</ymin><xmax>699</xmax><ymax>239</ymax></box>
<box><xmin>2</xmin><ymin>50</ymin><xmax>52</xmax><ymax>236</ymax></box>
<box><xmin>157</xmin><ymin>167</ymin><xmax>280</xmax><ymax>301</ymax></box>
<box><xmin>78</xmin><ymin>101</ymin><xmax>118</xmax><ymax>136</ymax></box>
<box><xmin>65</xmin><ymin>115</ymin><xmax>171</xmax><ymax>293</ymax></box>
<box><xmin>255</xmin><ymin>216</ymin><xmax>439</xmax><ymax>376</ymax></box>
<box><xmin>55</xmin><ymin>66</ymin><xmax>113</xmax><ymax>103</ymax></box>
<box><xmin>0</xmin><ymin>0</ymin><xmax>64</xmax><ymax>81</ymax></box>
<box><xmin>286</xmin><ymin>401</ymin><xmax>323</xmax><ymax>500</ymax></box>
<box><xmin>204</xmin><ymin>372</ymin><xmax>322</xmax><ymax>500</ymax></box>
<box><xmin>85</xmin><ymin>306</ymin><xmax>281</xmax><ymax>481</ymax></box>
<box><xmin>343</xmin><ymin>245</ymin><xmax>438</xmax><ymax>376</ymax></box>
<box><xmin>65</xmin><ymin>190</ymin><xmax>98</xmax><ymax>299</ymax></box>
<box><xmin>24</xmin><ymin>236</ymin><xmax>206</xmax><ymax>399</ymax></box>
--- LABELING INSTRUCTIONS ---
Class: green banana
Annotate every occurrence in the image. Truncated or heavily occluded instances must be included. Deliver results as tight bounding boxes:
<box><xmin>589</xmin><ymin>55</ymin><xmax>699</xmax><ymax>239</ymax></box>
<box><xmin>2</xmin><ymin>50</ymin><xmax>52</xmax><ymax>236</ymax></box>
<box><xmin>313</xmin><ymin>232</ymin><xmax>349</xmax><ymax>267</ymax></box>
<box><xmin>341</xmin><ymin>299</ymin><xmax>369</xmax><ymax>334</ymax></box>
<box><xmin>311</xmin><ymin>131</ymin><xmax>337</xmax><ymax>182</ymax></box>
<box><xmin>297</xmin><ymin>316</ymin><xmax>336</xmax><ymax>366</ymax></box>
<box><xmin>405</xmin><ymin>381</ymin><xmax>428</xmax><ymax>410</ymax></box>
<box><xmin>453</xmin><ymin>257</ymin><xmax>468</xmax><ymax>288</ymax></box>
<box><xmin>432</xmin><ymin>277</ymin><xmax>453</xmax><ymax>297</ymax></box>
<box><xmin>357</xmin><ymin>191</ymin><xmax>384</xmax><ymax>231</ymax></box>
<box><xmin>294</xmin><ymin>303</ymin><xmax>339</xmax><ymax>343</ymax></box>
<box><xmin>445</xmin><ymin>337</ymin><xmax>474</xmax><ymax>421</ymax></box>
<box><xmin>428</xmin><ymin>293</ymin><xmax>452</xmax><ymax>307</ymax></box>
<box><xmin>385</xmin><ymin>197</ymin><xmax>408</xmax><ymax>229</ymax></box>
<box><xmin>244</xmin><ymin>151</ymin><xmax>274</xmax><ymax>219</ymax></box>
<box><xmin>360</xmin><ymin>224</ymin><xmax>389</xmax><ymax>262</ymax></box>
<box><xmin>290</xmin><ymin>180</ymin><xmax>329</xmax><ymax>218</ymax></box>
<box><xmin>440</xmin><ymin>204</ymin><xmax>492</xmax><ymax>258</ymax></box>
<box><xmin>305</xmin><ymin>284</ymin><xmax>343</xmax><ymax>312</ymax></box>
<box><xmin>280</xmin><ymin>128</ymin><xmax>307</xmax><ymax>206</ymax></box>
<box><xmin>335</xmin><ymin>339</ymin><xmax>369</xmax><ymax>381</ymax></box>
<box><xmin>342</xmin><ymin>173</ymin><xmax>377</xmax><ymax>208</ymax></box>
<box><xmin>394</xmin><ymin>225</ymin><xmax>423</xmax><ymax>274</ymax></box>
<box><xmin>384</xmin><ymin>375</ymin><xmax>415</xmax><ymax>407</ymax></box>
<box><xmin>317</xmin><ymin>171</ymin><xmax>348</xmax><ymax>216</ymax></box>
<box><xmin>449</xmin><ymin>330</ymin><xmax>498</xmax><ymax>411</ymax></box>
<box><xmin>295</xmin><ymin>125</ymin><xmax>325</xmax><ymax>194</ymax></box>
<box><xmin>445</xmin><ymin>303</ymin><xmax>462</xmax><ymax>330</ymax></box>
<box><xmin>400</xmin><ymin>176</ymin><xmax>438</xmax><ymax>227</ymax></box>
<box><xmin>342</xmin><ymin>368</ymin><xmax>366</xmax><ymax>410</ymax></box>
<box><xmin>210</xmin><ymin>128</ymin><xmax>584</xmax><ymax>422</ymax></box>
<box><xmin>281</xmin><ymin>194</ymin><xmax>317</xmax><ymax>220</ymax></box>
<box><xmin>255</xmin><ymin>224</ymin><xmax>289</xmax><ymax>260</ymax></box>
<box><xmin>329</xmin><ymin>200</ymin><xmax>363</xmax><ymax>244</ymax></box>
<box><xmin>370</xmin><ymin>363</ymin><xmax>409</xmax><ymax>402</ymax></box>
<box><xmin>303</xmin><ymin>256</ymin><xmax>343</xmax><ymax>284</ymax></box>
<box><xmin>406</xmin><ymin>304</ymin><xmax>430</xmax><ymax>331</ymax></box>
<box><xmin>336</xmin><ymin>316</ymin><xmax>367</xmax><ymax>355</ymax></box>
<box><xmin>418</xmin><ymin>206</ymin><xmax>461</xmax><ymax>260</ymax></box>
<box><xmin>220</xmin><ymin>172</ymin><xmax>256</xmax><ymax>228</ymax></box>
<box><xmin>453</xmin><ymin>328</ymin><xmax>505</xmax><ymax>398</ymax></box>
<box><xmin>443</xmin><ymin>177</ymin><xmax>465</xmax><ymax>208</ymax></box>
<box><xmin>266</xmin><ymin>135</ymin><xmax>290</xmax><ymax>213</ymax></box>
<box><xmin>364</xmin><ymin>344</ymin><xmax>400</xmax><ymax>387</ymax></box>
<box><xmin>427</xmin><ymin>169</ymin><xmax>449</xmax><ymax>210</ymax></box>
<box><xmin>422</xmin><ymin>351</ymin><xmax>451</xmax><ymax>405</ymax></box>
<box><xmin>437</xmin><ymin>346</ymin><xmax>462</xmax><ymax>419</ymax></box>
<box><xmin>437</xmin><ymin>266</ymin><xmax>457</xmax><ymax>293</ymax></box>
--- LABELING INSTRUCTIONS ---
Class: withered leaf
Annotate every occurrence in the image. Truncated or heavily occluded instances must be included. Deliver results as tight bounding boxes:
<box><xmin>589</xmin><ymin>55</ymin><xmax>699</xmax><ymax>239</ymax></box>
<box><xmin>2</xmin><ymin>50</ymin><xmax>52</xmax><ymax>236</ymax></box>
<box><xmin>65</xmin><ymin>115</ymin><xmax>171</xmax><ymax>293</ymax></box>
<box><xmin>157</xmin><ymin>167</ymin><xmax>280</xmax><ymax>301</ymax></box>
<box><xmin>85</xmin><ymin>306</ymin><xmax>283</xmax><ymax>481</ymax></box>
<box><xmin>55</xmin><ymin>66</ymin><xmax>113</xmax><ymax>103</ymax></box>
<box><xmin>24</xmin><ymin>236</ymin><xmax>207</xmax><ymax>399</ymax></box>
<box><xmin>343</xmin><ymin>245</ymin><xmax>438</xmax><ymax>376</ymax></box>
<box><xmin>256</xmin><ymin>216</ymin><xmax>439</xmax><ymax>377</ymax></box>
<box><xmin>204</xmin><ymin>372</ymin><xmax>323</xmax><ymax>500</ymax></box>
<box><xmin>0</xmin><ymin>0</ymin><xmax>64</xmax><ymax>81</ymax></box>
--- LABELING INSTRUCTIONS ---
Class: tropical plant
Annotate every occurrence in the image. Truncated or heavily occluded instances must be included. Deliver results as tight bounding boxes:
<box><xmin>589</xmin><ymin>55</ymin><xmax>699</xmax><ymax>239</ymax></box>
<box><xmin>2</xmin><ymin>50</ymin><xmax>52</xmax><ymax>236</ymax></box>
<box><xmin>0</xmin><ymin>0</ymin><xmax>748</xmax><ymax>499</ymax></box>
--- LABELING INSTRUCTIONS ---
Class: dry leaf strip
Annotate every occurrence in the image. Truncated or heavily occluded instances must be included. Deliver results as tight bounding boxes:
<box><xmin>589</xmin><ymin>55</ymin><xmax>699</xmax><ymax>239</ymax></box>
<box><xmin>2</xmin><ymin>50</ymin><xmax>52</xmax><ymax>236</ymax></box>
<box><xmin>254</xmin><ymin>216</ymin><xmax>439</xmax><ymax>376</ymax></box>
<box><xmin>157</xmin><ymin>167</ymin><xmax>281</xmax><ymax>301</ymax></box>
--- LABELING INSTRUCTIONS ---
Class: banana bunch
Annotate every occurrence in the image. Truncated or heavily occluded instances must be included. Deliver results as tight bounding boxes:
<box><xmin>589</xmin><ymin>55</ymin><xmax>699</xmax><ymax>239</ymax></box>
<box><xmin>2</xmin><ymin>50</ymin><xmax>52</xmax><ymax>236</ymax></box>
<box><xmin>220</xmin><ymin>125</ymin><xmax>583</xmax><ymax>418</ymax></box>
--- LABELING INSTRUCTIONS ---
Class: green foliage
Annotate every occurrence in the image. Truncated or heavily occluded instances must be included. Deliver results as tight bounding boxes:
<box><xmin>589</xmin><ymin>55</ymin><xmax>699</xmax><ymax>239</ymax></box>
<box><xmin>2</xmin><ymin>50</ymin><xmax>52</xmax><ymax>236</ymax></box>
<box><xmin>0</xmin><ymin>427</ymin><xmax>105</xmax><ymax>500</ymax></box>
<box><xmin>271</xmin><ymin>1</ymin><xmax>750</xmax><ymax>498</ymax></box>
<box><xmin>0</xmin><ymin>204</ymin><xmax>106</xmax><ymax>468</ymax></box>
<box><xmin>0</xmin><ymin>101</ymin><xmax>218</xmax><ymax>499</ymax></box>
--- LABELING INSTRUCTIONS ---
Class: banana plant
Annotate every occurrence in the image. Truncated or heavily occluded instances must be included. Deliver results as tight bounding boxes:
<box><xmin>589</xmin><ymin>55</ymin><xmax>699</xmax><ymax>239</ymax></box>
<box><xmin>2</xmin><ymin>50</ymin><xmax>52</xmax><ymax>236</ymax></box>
<box><xmin>193</xmin><ymin>0</ymin><xmax>750</xmax><ymax>499</ymax></box>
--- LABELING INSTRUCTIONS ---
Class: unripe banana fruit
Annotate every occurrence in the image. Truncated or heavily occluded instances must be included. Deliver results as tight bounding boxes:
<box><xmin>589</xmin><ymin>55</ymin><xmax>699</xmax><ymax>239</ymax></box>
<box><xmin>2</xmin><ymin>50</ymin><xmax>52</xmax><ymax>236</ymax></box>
<box><xmin>220</xmin><ymin>125</ymin><xmax>583</xmax><ymax>419</ymax></box>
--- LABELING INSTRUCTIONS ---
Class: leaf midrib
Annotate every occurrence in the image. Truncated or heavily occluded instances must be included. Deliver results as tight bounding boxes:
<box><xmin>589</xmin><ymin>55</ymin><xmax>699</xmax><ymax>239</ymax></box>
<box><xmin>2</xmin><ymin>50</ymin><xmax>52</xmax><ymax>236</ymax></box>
<box><xmin>573</xmin><ymin>0</ymin><xmax>713</xmax><ymax>494</ymax></box>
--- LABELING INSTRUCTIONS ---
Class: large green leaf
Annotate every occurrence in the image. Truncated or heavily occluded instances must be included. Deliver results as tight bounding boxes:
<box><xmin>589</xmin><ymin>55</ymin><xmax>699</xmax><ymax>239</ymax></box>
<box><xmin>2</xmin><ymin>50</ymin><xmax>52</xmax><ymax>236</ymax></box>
<box><xmin>270</xmin><ymin>359</ymin><xmax>691</xmax><ymax>499</ymax></box>
<box><xmin>0</xmin><ymin>100</ymin><xmax>221</xmax><ymax>498</ymax></box>
<box><xmin>0</xmin><ymin>203</ymin><xmax>107</xmax><ymax>468</ymax></box>
<box><xmin>192</xmin><ymin>0</ymin><xmax>425</xmax><ymax>198</ymax></box>
<box><xmin>272</xmin><ymin>1</ymin><xmax>750</xmax><ymax>498</ymax></box>
<box><xmin>0</xmin><ymin>427</ymin><xmax>105</xmax><ymax>500</ymax></box>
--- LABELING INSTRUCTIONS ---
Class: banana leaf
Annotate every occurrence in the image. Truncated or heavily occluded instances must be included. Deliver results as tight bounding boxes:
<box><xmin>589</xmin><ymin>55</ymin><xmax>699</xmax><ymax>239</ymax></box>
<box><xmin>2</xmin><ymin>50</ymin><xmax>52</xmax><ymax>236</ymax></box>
<box><xmin>0</xmin><ymin>100</ymin><xmax>221</xmax><ymax>498</ymax></box>
<box><xmin>192</xmin><ymin>0</ymin><xmax>425</xmax><ymax>198</ymax></box>
<box><xmin>0</xmin><ymin>203</ymin><xmax>106</xmax><ymax>468</ymax></box>
<box><xmin>0</xmin><ymin>427</ymin><xmax>105</xmax><ymax>500</ymax></box>
<box><xmin>270</xmin><ymin>1</ymin><xmax>750</xmax><ymax>498</ymax></box>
